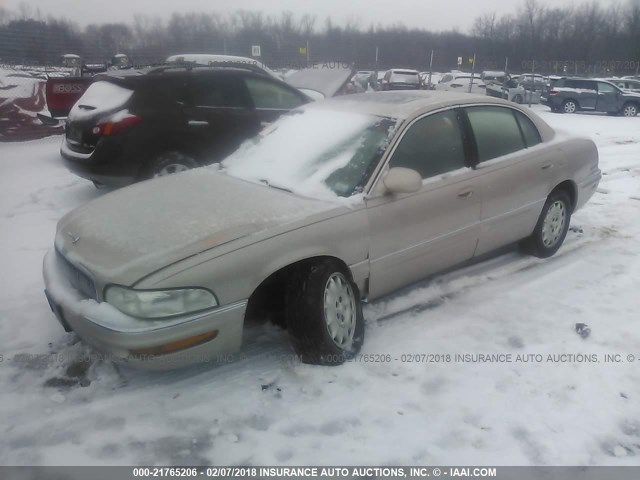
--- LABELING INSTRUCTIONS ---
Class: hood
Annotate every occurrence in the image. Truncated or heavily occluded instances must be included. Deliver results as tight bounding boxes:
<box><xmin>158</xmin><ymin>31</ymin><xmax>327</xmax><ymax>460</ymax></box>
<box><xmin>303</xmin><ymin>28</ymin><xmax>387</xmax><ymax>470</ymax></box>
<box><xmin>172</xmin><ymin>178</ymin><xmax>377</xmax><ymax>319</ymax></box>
<box><xmin>55</xmin><ymin>170</ymin><xmax>332</xmax><ymax>285</ymax></box>
<box><xmin>285</xmin><ymin>66</ymin><xmax>354</xmax><ymax>98</ymax></box>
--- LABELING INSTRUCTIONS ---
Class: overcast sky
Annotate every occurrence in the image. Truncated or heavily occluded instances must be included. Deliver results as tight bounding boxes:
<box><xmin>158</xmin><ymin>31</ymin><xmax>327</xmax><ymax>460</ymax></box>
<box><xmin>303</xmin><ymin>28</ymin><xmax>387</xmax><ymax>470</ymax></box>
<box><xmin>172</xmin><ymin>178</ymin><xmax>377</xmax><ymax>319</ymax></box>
<box><xmin>1</xmin><ymin>0</ymin><xmax>624</xmax><ymax>32</ymax></box>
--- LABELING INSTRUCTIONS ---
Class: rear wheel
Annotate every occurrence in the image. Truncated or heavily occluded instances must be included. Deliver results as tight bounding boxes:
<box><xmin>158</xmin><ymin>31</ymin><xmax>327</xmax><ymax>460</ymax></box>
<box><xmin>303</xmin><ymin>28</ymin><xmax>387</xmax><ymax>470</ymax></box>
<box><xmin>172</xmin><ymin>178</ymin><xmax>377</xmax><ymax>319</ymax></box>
<box><xmin>285</xmin><ymin>260</ymin><xmax>364</xmax><ymax>365</ymax></box>
<box><xmin>622</xmin><ymin>103</ymin><xmax>638</xmax><ymax>117</ymax></box>
<box><xmin>521</xmin><ymin>190</ymin><xmax>572</xmax><ymax>258</ymax></box>
<box><xmin>142</xmin><ymin>151</ymin><xmax>199</xmax><ymax>180</ymax></box>
<box><xmin>562</xmin><ymin>100</ymin><xmax>578</xmax><ymax>114</ymax></box>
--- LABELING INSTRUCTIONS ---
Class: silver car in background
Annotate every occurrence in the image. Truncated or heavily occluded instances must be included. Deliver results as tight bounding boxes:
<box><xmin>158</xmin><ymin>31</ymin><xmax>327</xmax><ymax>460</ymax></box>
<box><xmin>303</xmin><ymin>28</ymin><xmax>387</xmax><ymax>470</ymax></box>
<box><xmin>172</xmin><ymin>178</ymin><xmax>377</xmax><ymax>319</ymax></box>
<box><xmin>43</xmin><ymin>91</ymin><xmax>601</xmax><ymax>369</ymax></box>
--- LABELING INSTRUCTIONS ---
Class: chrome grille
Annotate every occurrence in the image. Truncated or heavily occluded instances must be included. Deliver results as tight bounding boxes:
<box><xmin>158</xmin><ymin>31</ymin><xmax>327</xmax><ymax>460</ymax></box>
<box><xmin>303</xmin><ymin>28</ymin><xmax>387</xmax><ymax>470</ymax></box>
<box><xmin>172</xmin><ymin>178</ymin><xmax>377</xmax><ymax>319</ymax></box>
<box><xmin>56</xmin><ymin>250</ymin><xmax>97</xmax><ymax>300</ymax></box>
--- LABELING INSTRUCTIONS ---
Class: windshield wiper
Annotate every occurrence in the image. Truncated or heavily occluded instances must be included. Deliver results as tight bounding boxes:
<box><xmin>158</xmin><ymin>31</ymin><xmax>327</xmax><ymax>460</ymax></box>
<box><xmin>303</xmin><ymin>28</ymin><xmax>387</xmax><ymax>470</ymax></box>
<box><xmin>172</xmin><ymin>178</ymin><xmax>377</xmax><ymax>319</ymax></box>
<box><xmin>258</xmin><ymin>179</ymin><xmax>292</xmax><ymax>193</ymax></box>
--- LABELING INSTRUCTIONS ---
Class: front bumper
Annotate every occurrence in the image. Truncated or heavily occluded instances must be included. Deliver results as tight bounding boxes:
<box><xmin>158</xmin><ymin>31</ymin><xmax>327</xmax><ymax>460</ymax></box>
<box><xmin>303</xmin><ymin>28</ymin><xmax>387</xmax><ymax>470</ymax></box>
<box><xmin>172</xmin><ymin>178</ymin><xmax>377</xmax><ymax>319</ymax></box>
<box><xmin>43</xmin><ymin>249</ymin><xmax>246</xmax><ymax>370</ymax></box>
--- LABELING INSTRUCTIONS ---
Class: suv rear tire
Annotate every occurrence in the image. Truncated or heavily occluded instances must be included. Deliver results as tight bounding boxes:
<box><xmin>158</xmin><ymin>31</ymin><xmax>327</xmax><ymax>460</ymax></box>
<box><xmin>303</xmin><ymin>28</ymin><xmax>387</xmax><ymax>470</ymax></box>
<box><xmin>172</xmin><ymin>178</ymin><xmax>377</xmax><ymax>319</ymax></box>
<box><xmin>562</xmin><ymin>100</ymin><xmax>578</xmax><ymax>114</ymax></box>
<box><xmin>142</xmin><ymin>151</ymin><xmax>200</xmax><ymax>179</ymax></box>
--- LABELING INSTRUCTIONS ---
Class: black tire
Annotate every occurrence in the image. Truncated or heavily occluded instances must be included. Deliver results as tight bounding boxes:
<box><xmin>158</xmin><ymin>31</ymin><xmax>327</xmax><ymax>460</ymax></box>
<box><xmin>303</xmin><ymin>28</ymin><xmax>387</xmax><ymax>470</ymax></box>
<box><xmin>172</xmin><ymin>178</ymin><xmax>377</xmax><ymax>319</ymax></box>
<box><xmin>285</xmin><ymin>260</ymin><xmax>364</xmax><ymax>365</ymax></box>
<box><xmin>521</xmin><ymin>190</ymin><xmax>572</xmax><ymax>258</ymax></box>
<box><xmin>562</xmin><ymin>99</ymin><xmax>578</xmax><ymax>114</ymax></box>
<box><xmin>622</xmin><ymin>102</ymin><xmax>638</xmax><ymax>117</ymax></box>
<box><xmin>141</xmin><ymin>151</ymin><xmax>199</xmax><ymax>180</ymax></box>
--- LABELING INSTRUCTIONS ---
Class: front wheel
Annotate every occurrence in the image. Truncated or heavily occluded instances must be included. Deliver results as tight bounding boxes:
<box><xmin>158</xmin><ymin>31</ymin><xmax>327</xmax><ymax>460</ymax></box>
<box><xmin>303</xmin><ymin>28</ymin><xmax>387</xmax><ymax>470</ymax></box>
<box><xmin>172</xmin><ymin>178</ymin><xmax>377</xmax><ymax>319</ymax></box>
<box><xmin>285</xmin><ymin>260</ymin><xmax>364</xmax><ymax>365</ymax></box>
<box><xmin>521</xmin><ymin>190</ymin><xmax>572</xmax><ymax>258</ymax></box>
<box><xmin>622</xmin><ymin>103</ymin><xmax>638</xmax><ymax>117</ymax></box>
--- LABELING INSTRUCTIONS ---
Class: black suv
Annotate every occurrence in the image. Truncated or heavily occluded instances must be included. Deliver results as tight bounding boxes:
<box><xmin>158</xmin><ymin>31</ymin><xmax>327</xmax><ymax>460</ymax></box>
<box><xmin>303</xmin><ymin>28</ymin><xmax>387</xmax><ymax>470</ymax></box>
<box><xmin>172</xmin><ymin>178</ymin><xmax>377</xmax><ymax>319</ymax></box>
<box><xmin>541</xmin><ymin>77</ymin><xmax>640</xmax><ymax>116</ymax></box>
<box><xmin>60</xmin><ymin>66</ymin><xmax>311</xmax><ymax>187</ymax></box>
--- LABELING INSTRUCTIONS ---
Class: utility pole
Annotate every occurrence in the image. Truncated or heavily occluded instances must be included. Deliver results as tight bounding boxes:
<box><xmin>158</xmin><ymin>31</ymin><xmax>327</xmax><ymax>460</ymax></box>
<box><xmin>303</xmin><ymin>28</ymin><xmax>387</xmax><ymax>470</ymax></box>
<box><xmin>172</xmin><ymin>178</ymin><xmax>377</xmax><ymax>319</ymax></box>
<box><xmin>427</xmin><ymin>50</ymin><xmax>434</xmax><ymax>89</ymax></box>
<box><xmin>468</xmin><ymin>53</ymin><xmax>476</xmax><ymax>94</ymax></box>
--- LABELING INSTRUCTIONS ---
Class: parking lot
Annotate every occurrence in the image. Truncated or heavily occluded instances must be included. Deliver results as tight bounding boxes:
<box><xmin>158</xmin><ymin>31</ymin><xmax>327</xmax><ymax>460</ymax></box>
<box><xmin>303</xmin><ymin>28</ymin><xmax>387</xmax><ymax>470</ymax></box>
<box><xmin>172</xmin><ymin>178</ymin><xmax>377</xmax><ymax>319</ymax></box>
<box><xmin>1</xmin><ymin>106</ymin><xmax>640</xmax><ymax>465</ymax></box>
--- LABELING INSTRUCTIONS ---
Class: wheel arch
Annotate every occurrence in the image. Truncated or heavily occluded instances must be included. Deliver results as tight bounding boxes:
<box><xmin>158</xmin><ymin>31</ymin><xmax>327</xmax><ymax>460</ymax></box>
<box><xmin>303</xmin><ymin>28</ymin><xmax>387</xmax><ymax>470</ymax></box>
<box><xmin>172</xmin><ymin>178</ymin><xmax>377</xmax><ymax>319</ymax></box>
<box><xmin>244</xmin><ymin>255</ymin><xmax>355</xmax><ymax>326</ymax></box>
<box><xmin>550</xmin><ymin>179</ymin><xmax>578</xmax><ymax>212</ymax></box>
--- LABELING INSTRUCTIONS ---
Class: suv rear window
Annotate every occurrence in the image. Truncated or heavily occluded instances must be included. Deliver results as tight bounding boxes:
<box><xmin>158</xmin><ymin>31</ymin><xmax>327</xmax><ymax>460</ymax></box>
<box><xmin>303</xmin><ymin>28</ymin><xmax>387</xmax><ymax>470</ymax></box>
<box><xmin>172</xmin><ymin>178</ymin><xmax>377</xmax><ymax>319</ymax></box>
<box><xmin>564</xmin><ymin>80</ymin><xmax>596</xmax><ymax>90</ymax></box>
<box><xmin>68</xmin><ymin>81</ymin><xmax>133</xmax><ymax>121</ymax></box>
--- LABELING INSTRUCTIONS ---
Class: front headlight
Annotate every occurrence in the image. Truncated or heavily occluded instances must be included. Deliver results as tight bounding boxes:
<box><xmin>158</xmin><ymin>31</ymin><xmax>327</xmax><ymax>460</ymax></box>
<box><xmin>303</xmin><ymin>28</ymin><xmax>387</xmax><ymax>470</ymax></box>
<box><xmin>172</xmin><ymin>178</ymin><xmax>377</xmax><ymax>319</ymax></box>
<box><xmin>104</xmin><ymin>285</ymin><xmax>218</xmax><ymax>319</ymax></box>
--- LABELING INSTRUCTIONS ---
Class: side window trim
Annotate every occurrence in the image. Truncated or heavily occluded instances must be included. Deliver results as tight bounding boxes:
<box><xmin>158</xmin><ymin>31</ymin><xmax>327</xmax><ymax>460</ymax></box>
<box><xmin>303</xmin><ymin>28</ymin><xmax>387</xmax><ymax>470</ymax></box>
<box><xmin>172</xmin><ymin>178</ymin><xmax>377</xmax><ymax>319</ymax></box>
<box><xmin>456</xmin><ymin>107</ymin><xmax>479</xmax><ymax>168</ymax></box>
<box><xmin>513</xmin><ymin>110</ymin><xmax>542</xmax><ymax>148</ymax></box>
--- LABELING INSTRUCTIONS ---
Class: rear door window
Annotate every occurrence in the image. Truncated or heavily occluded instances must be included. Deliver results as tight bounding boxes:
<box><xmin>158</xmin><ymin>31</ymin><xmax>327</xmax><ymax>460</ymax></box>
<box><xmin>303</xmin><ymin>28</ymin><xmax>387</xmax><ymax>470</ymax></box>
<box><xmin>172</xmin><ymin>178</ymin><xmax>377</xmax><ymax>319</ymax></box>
<box><xmin>244</xmin><ymin>77</ymin><xmax>306</xmax><ymax>110</ymax></box>
<box><xmin>465</xmin><ymin>106</ymin><xmax>526</xmax><ymax>162</ymax></box>
<box><xmin>597</xmin><ymin>82</ymin><xmax>617</xmax><ymax>93</ymax></box>
<box><xmin>190</xmin><ymin>75</ymin><xmax>251</xmax><ymax>108</ymax></box>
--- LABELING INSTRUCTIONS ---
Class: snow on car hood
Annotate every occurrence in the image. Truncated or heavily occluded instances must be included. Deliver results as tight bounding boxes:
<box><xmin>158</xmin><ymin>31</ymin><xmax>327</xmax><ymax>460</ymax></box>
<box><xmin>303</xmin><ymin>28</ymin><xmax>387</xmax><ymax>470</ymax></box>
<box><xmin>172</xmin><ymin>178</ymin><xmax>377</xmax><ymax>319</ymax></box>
<box><xmin>55</xmin><ymin>170</ymin><xmax>332</xmax><ymax>285</ymax></box>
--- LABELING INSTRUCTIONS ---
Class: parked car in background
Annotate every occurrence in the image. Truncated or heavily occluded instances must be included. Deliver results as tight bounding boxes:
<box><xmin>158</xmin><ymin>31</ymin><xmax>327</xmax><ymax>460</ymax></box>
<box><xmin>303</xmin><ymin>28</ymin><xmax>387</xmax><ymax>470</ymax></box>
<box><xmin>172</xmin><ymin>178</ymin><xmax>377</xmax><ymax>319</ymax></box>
<box><xmin>380</xmin><ymin>69</ymin><xmax>422</xmax><ymax>90</ymax></box>
<box><xmin>419</xmin><ymin>72</ymin><xmax>443</xmax><ymax>90</ymax></box>
<box><xmin>44</xmin><ymin>91</ymin><xmax>601</xmax><ymax>369</ymax></box>
<box><xmin>60</xmin><ymin>65</ymin><xmax>310</xmax><ymax>187</ymax></box>
<box><xmin>354</xmin><ymin>70</ymin><xmax>375</xmax><ymax>89</ymax></box>
<box><xmin>541</xmin><ymin>77</ymin><xmax>640</xmax><ymax>116</ymax></box>
<box><xmin>481</xmin><ymin>71</ymin><xmax>507</xmax><ymax>84</ymax></box>
<box><xmin>485</xmin><ymin>74</ymin><xmax>541</xmax><ymax>104</ymax></box>
<box><xmin>604</xmin><ymin>78</ymin><xmax>640</xmax><ymax>93</ymax></box>
<box><xmin>518</xmin><ymin>74</ymin><xmax>547</xmax><ymax>92</ymax></box>
<box><xmin>40</xmin><ymin>53</ymin><xmax>130</xmax><ymax>123</ymax></box>
<box><xmin>436</xmin><ymin>72</ymin><xmax>486</xmax><ymax>94</ymax></box>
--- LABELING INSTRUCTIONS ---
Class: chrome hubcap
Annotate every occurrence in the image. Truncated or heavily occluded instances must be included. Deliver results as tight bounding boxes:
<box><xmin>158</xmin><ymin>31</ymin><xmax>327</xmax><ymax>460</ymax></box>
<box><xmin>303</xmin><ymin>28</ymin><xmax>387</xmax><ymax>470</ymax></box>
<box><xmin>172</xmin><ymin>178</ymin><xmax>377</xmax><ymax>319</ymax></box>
<box><xmin>564</xmin><ymin>102</ymin><xmax>576</xmax><ymax>113</ymax></box>
<box><xmin>323</xmin><ymin>273</ymin><xmax>356</xmax><ymax>349</ymax></box>
<box><xmin>624</xmin><ymin>106</ymin><xmax>637</xmax><ymax>117</ymax></box>
<box><xmin>542</xmin><ymin>201</ymin><xmax>566</xmax><ymax>248</ymax></box>
<box><xmin>155</xmin><ymin>163</ymin><xmax>190</xmax><ymax>177</ymax></box>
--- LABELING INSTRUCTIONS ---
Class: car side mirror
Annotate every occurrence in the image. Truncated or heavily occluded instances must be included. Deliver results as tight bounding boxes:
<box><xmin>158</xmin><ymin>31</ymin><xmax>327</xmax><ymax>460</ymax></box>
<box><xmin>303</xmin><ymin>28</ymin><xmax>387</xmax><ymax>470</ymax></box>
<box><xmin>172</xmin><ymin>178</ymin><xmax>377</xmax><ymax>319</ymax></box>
<box><xmin>382</xmin><ymin>167</ymin><xmax>422</xmax><ymax>194</ymax></box>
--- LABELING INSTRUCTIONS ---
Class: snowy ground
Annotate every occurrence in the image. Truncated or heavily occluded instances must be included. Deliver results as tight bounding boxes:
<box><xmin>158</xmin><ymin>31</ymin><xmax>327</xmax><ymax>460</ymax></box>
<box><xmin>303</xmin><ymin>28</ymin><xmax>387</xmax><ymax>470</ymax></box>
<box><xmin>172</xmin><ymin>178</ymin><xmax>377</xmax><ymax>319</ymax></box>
<box><xmin>1</xmin><ymin>106</ymin><xmax>640</xmax><ymax>466</ymax></box>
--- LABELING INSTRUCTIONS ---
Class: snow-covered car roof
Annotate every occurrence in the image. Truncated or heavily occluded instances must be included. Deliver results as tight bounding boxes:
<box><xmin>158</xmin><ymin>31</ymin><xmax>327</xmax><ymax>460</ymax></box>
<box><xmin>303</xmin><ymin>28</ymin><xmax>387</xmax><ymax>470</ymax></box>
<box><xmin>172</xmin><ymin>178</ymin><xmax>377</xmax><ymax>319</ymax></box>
<box><xmin>164</xmin><ymin>54</ymin><xmax>280</xmax><ymax>79</ymax></box>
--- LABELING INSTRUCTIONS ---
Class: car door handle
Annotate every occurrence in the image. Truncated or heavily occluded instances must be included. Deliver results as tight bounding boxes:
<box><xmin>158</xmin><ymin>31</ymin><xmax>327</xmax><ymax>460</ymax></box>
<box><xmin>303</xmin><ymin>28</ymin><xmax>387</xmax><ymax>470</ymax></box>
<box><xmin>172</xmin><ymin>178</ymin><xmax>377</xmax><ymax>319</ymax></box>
<box><xmin>541</xmin><ymin>163</ymin><xmax>554</xmax><ymax>170</ymax></box>
<box><xmin>457</xmin><ymin>189</ymin><xmax>474</xmax><ymax>199</ymax></box>
<box><xmin>188</xmin><ymin>120</ymin><xmax>208</xmax><ymax>126</ymax></box>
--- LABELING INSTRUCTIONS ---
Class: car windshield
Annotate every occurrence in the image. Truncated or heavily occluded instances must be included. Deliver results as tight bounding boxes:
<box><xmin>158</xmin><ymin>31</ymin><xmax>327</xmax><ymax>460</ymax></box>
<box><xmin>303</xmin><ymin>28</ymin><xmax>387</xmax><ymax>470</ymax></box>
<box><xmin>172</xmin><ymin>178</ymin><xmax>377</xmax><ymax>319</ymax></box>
<box><xmin>223</xmin><ymin>108</ymin><xmax>399</xmax><ymax>199</ymax></box>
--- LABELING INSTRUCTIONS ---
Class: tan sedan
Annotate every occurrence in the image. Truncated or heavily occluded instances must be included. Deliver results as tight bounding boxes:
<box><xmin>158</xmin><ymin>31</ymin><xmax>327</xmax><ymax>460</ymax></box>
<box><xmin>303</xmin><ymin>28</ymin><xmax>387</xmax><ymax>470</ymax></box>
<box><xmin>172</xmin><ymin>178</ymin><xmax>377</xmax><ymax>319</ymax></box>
<box><xmin>43</xmin><ymin>91</ymin><xmax>601</xmax><ymax>369</ymax></box>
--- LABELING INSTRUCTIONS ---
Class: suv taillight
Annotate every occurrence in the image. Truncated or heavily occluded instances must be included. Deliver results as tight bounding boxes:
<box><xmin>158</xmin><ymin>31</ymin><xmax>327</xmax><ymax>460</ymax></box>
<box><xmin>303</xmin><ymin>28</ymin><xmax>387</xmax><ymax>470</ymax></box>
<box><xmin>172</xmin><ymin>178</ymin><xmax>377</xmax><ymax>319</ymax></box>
<box><xmin>93</xmin><ymin>111</ymin><xmax>141</xmax><ymax>136</ymax></box>
<box><xmin>549</xmin><ymin>90</ymin><xmax>559</xmax><ymax>96</ymax></box>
